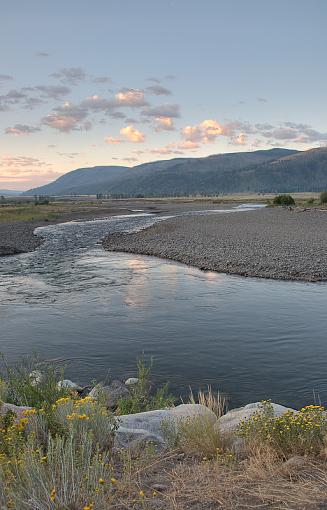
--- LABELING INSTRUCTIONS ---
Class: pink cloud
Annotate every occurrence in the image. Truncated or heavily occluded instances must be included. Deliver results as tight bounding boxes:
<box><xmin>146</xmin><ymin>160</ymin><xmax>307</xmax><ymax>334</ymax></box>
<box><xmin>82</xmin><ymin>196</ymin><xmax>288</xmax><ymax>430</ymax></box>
<box><xmin>105</xmin><ymin>136</ymin><xmax>122</xmax><ymax>144</ymax></box>
<box><xmin>120</xmin><ymin>125</ymin><xmax>145</xmax><ymax>143</ymax></box>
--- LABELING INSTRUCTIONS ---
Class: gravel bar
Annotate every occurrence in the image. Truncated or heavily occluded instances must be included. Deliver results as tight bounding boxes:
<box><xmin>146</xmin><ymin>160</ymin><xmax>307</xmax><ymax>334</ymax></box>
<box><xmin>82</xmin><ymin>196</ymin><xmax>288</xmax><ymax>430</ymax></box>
<box><xmin>0</xmin><ymin>221</ymin><xmax>43</xmax><ymax>256</ymax></box>
<box><xmin>103</xmin><ymin>208</ymin><xmax>327</xmax><ymax>282</ymax></box>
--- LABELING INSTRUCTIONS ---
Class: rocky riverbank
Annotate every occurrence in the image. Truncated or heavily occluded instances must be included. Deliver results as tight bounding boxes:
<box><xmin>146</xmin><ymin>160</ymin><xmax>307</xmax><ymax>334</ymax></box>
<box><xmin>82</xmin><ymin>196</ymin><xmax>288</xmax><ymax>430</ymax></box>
<box><xmin>0</xmin><ymin>198</ymin><xmax>227</xmax><ymax>257</ymax></box>
<box><xmin>103</xmin><ymin>207</ymin><xmax>327</xmax><ymax>282</ymax></box>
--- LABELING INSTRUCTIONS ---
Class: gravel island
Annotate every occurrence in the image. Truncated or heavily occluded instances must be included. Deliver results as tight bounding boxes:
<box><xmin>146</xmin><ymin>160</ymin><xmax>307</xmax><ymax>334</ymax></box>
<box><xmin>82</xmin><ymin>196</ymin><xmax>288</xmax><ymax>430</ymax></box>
<box><xmin>103</xmin><ymin>208</ymin><xmax>327</xmax><ymax>282</ymax></box>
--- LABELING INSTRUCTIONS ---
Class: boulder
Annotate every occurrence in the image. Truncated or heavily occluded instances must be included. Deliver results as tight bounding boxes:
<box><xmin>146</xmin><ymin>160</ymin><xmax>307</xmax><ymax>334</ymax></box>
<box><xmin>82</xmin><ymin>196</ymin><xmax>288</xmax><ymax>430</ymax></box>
<box><xmin>217</xmin><ymin>402</ymin><xmax>297</xmax><ymax>435</ymax></box>
<box><xmin>125</xmin><ymin>377</ymin><xmax>139</xmax><ymax>387</ymax></box>
<box><xmin>114</xmin><ymin>404</ymin><xmax>217</xmax><ymax>449</ymax></box>
<box><xmin>283</xmin><ymin>455</ymin><xmax>307</xmax><ymax>473</ymax></box>
<box><xmin>89</xmin><ymin>380</ymin><xmax>130</xmax><ymax>409</ymax></box>
<box><xmin>171</xmin><ymin>403</ymin><xmax>217</xmax><ymax>425</ymax></box>
<box><xmin>115</xmin><ymin>426</ymin><xmax>166</xmax><ymax>451</ymax></box>
<box><xmin>0</xmin><ymin>402</ymin><xmax>31</xmax><ymax>421</ymax></box>
<box><xmin>57</xmin><ymin>379</ymin><xmax>82</xmax><ymax>391</ymax></box>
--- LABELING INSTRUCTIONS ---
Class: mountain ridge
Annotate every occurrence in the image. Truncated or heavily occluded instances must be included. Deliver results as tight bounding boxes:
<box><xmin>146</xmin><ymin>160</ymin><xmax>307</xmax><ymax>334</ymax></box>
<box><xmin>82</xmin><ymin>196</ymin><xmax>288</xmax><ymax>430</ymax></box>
<box><xmin>23</xmin><ymin>147</ymin><xmax>327</xmax><ymax>196</ymax></box>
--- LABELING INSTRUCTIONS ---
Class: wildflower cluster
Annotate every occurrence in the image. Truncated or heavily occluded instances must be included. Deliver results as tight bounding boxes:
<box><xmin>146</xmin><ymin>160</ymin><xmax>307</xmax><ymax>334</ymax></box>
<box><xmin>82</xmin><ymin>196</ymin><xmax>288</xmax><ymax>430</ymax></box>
<box><xmin>238</xmin><ymin>400</ymin><xmax>327</xmax><ymax>455</ymax></box>
<box><xmin>0</xmin><ymin>411</ymin><xmax>29</xmax><ymax>460</ymax></box>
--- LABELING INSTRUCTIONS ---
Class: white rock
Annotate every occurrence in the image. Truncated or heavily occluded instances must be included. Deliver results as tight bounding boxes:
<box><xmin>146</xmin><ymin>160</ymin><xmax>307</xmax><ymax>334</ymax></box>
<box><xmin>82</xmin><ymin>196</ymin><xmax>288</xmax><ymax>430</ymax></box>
<box><xmin>171</xmin><ymin>403</ymin><xmax>217</xmax><ymax>425</ymax></box>
<box><xmin>217</xmin><ymin>402</ymin><xmax>296</xmax><ymax>435</ymax></box>
<box><xmin>57</xmin><ymin>379</ymin><xmax>82</xmax><ymax>391</ymax></box>
<box><xmin>114</xmin><ymin>404</ymin><xmax>217</xmax><ymax>449</ymax></box>
<box><xmin>125</xmin><ymin>377</ymin><xmax>139</xmax><ymax>386</ymax></box>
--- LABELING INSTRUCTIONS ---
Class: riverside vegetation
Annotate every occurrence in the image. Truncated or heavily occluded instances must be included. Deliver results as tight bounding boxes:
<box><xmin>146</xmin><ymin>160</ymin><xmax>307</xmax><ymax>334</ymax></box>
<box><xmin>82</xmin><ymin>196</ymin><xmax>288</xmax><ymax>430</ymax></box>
<box><xmin>2</xmin><ymin>358</ymin><xmax>327</xmax><ymax>508</ymax></box>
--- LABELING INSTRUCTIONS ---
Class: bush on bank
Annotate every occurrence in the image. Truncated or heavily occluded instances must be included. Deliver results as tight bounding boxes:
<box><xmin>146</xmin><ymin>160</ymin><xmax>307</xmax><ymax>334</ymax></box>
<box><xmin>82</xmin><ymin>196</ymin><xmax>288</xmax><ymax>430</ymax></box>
<box><xmin>273</xmin><ymin>194</ymin><xmax>295</xmax><ymax>206</ymax></box>
<box><xmin>320</xmin><ymin>191</ymin><xmax>327</xmax><ymax>204</ymax></box>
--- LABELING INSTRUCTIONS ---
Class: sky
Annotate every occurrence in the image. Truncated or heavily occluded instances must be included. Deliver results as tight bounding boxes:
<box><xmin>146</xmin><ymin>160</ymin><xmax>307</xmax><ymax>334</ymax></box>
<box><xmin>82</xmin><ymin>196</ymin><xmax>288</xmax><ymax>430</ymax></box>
<box><xmin>0</xmin><ymin>0</ymin><xmax>326</xmax><ymax>190</ymax></box>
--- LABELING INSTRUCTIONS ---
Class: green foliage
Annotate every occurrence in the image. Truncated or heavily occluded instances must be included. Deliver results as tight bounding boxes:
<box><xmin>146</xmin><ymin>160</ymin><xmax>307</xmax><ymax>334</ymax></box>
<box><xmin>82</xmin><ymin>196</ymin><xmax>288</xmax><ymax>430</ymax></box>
<box><xmin>306</xmin><ymin>197</ymin><xmax>315</xmax><ymax>205</ymax></box>
<box><xmin>273</xmin><ymin>194</ymin><xmax>295</xmax><ymax>206</ymax></box>
<box><xmin>320</xmin><ymin>191</ymin><xmax>327</xmax><ymax>204</ymax></box>
<box><xmin>0</xmin><ymin>432</ymin><xmax>114</xmax><ymax>509</ymax></box>
<box><xmin>117</xmin><ymin>357</ymin><xmax>175</xmax><ymax>414</ymax></box>
<box><xmin>0</xmin><ymin>355</ymin><xmax>71</xmax><ymax>409</ymax></box>
<box><xmin>238</xmin><ymin>401</ymin><xmax>327</xmax><ymax>456</ymax></box>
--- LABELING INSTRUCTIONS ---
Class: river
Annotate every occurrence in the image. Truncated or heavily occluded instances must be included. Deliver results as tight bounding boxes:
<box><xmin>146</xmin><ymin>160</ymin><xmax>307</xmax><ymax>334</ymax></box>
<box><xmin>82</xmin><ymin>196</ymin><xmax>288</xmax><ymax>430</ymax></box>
<box><xmin>0</xmin><ymin>206</ymin><xmax>326</xmax><ymax>408</ymax></box>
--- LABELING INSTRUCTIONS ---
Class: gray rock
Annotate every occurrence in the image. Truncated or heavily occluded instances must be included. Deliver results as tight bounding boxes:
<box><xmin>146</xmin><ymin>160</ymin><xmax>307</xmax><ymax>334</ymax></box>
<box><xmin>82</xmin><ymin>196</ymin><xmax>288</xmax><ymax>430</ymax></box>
<box><xmin>283</xmin><ymin>455</ymin><xmax>307</xmax><ymax>472</ymax></box>
<box><xmin>217</xmin><ymin>402</ymin><xmax>296</xmax><ymax>435</ymax></box>
<box><xmin>115</xmin><ymin>426</ymin><xmax>165</xmax><ymax>451</ymax></box>
<box><xmin>0</xmin><ymin>402</ymin><xmax>31</xmax><ymax>421</ymax></box>
<box><xmin>125</xmin><ymin>377</ymin><xmax>139</xmax><ymax>386</ymax></box>
<box><xmin>171</xmin><ymin>403</ymin><xmax>217</xmax><ymax>425</ymax></box>
<box><xmin>57</xmin><ymin>379</ymin><xmax>82</xmax><ymax>391</ymax></box>
<box><xmin>114</xmin><ymin>404</ymin><xmax>218</xmax><ymax>449</ymax></box>
<box><xmin>89</xmin><ymin>380</ymin><xmax>129</xmax><ymax>409</ymax></box>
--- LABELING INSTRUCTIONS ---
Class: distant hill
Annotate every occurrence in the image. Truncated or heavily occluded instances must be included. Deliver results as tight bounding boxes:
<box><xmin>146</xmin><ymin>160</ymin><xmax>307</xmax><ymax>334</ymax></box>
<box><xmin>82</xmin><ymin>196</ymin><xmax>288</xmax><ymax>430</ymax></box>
<box><xmin>0</xmin><ymin>189</ymin><xmax>21</xmax><ymax>196</ymax></box>
<box><xmin>24</xmin><ymin>147</ymin><xmax>327</xmax><ymax>197</ymax></box>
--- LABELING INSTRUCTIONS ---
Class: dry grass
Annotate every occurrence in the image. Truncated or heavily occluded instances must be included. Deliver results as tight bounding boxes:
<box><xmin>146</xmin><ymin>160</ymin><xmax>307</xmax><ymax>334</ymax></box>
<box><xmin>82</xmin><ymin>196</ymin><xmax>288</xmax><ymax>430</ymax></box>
<box><xmin>188</xmin><ymin>386</ymin><xmax>226</xmax><ymax>419</ymax></box>
<box><xmin>164</xmin><ymin>448</ymin><xmax>327</xmax><ymax>509</ymax></box>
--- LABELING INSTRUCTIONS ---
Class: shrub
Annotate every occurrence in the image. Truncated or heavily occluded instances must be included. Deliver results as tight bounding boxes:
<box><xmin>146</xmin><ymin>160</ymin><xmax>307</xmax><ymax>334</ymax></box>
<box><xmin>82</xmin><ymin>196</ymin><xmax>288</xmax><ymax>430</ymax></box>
<box><xmin>174</xmin><ymin>415</ymin><xmax>231</xmax><ymax>459</ymax></box>
<box><xmin>0</xmin><ymin>432</ymin><xmax>114</xmax><ymax>509</ymax></box>
<box><xmin>320</xmin><ymin>191</ymin><xmax>327</xmax><ymax>204</ymax></box>
<box><xmin>0</xmin><ymin>355</ymin><xmax>71</xmax><ymax>409</ymax></box>
<box><xmin>117</xmin><ymin>357</ymin><xmax>175</xmax><ymax>414</ymax></box>
<box><xmin>273</xmin><ymin>194</ymin><xmax>295</xmax><ymax>206</ymax></box>
<box><xmin>306</xmin><ymin>197</ymin><xmax>315</xmax><ymax>205</ymax></box>
<box><xmin>238</xmin><ymin>400</ymin><xmax>327</xmax><ymax>456</ymax></box>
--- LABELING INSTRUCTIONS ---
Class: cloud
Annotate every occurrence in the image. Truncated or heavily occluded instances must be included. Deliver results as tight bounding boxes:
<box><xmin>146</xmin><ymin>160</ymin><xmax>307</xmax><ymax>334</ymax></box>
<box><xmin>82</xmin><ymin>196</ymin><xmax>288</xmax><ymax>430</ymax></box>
<box><xmin>50</xmin><ymin>67</ymin><xmax>87</xmax><ymax>85</ymax></box>
<box><xmin>35</xmin><ymin>52</ymin><xmax>49</xmax><ymax>57</ymax></box>
<box><xmin>0</xmin><ymin>155</ymin><xmax>60</xmax><ymax>188</ymax></box>
<box><xmin>259</xmin><ymin>122</ymin><xmax>327</xmax><ymax>144</ymax></box>
<box><xmin>41</xmin><ymin>101</ymin><xmax>89</xmax><ymax>132</ymax></box>
<box><xmin>150</xmin><ymin>145</ymin><xmax>184</xmax><ymax>156</ymax></box>
<box><xmin>57</xmin><ymin>152</ymin><xmax>81</xmax><ymax>159</ymax></box>
<box><xmin>5</xmin><ymin>124</ymin><xmax>41</xmax><ymax>136</ymax></box>
<box><xmin>146</xmin><ymin>77</ymin><xmax>161</xmax><ymax>84</ymax></box>
<box><xmin>34</xmin><ymin>85</ymin><xmax>71</xmax><ymax>99</ymax></box>
<box><xmin>92</xmin><ymin>76</ymin><xmax>111</xmax><ymax>83</ymax></box>
<box><xmin>154</xmin><ymin>116</ymin><xmax>175</xmax><ymax>131</ymax></box>
<box><xmin>115</xmin><ymin>88</ymin><xmax>147</xmax><ymax>107</ymax></box>
<box><xmin>257</xmin><ymin>97</ymin><xmax>268</xmax><ymax>103</ymax></box>
<box><xmin>0</xmin><ymin>89</ymin><xmax>26</xmax><ymax>111</ymax></box>
<box><xmin>108</xmin><ymin>111</ymin><xmax>126</xmax><ymax>119</ymax></box>
<box><xmin>81</xmin><ymin>95</ymin><xmax>112</xmax><ymax>111</ymax></box>
<box><xmin>181</xmin><ymin>119</ymin><xmax>223</xmax><ymax>144</ymax></box>
<box><xmin>105</xmin><ymin>136</ymin><xmax>122</xmax><ymax>144</ymax></box>
<box><xmin>120</xmin><ymin>125</ymin><xmax>145</xmax><ymax>143</ymax></box>
<box><xmin>146</xmin><ymin>85</ymin><xmax>172</xmax><ymax>96</ymax></box>
<box><xmin>0</xmin><ymin>74</ymin><xmax>13</xmax><ymax>82</ymax></box>
<box><xmin>231</xmin><ymin>132</ymin><xmax>247</xmax><ymax>145</ymax></box>
<box><xmin>142</xmin><ymin>103</ymin><xmax>180</xmax><ymax>118</ymax></box>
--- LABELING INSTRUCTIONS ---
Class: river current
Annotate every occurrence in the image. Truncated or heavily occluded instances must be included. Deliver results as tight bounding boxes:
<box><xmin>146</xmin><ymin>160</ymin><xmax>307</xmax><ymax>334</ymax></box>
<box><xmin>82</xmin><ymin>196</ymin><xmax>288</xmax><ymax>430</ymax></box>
<box><xmin>0</xmin><ymin>206</ymin><xmax>326</xmax><ymax>408</ymax></box>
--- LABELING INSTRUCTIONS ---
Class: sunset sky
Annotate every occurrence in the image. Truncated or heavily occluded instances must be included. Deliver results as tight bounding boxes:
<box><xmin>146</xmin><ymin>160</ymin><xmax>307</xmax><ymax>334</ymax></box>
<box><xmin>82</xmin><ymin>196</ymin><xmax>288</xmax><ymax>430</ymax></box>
<box><xmin>1</xmin><ymin>0</ymin><xmax>326</xmax><ymax>190</ymax></box>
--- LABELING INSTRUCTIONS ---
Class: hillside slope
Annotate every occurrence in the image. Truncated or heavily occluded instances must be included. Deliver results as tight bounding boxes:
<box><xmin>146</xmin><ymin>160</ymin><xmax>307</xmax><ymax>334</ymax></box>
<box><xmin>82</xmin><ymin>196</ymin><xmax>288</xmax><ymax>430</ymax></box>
<box><xmin>24</xmin><ymin>147</ymin><xmax>327</xmax><ymax>196</ymax></box>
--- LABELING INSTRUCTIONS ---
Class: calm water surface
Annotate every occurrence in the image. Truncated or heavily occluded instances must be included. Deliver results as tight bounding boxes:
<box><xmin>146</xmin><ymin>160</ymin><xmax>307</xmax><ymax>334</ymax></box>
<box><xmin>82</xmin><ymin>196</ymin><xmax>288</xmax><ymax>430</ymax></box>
<box><xmin>0</xmin><ymin>208</ymin><xmax>326</xmax><ymax>408</ymax></box>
